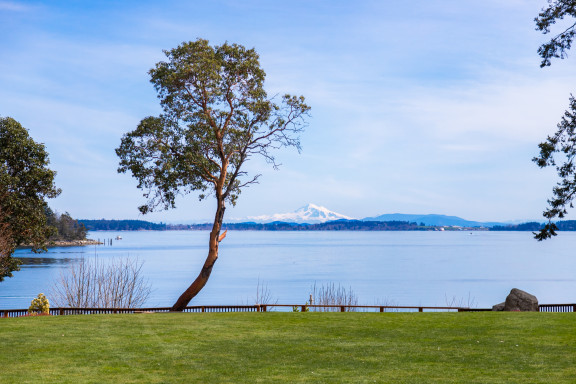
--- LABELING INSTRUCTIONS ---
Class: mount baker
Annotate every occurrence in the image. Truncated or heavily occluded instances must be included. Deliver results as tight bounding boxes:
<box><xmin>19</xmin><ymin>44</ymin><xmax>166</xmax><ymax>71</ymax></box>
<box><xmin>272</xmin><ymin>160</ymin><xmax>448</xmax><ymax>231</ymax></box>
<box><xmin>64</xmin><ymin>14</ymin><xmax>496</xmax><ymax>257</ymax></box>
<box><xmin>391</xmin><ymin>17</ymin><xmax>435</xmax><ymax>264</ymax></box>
<box><xmin>246</xmin><ymin>203</ymin><xmax>354</xmax><ymax>224</ymax></box>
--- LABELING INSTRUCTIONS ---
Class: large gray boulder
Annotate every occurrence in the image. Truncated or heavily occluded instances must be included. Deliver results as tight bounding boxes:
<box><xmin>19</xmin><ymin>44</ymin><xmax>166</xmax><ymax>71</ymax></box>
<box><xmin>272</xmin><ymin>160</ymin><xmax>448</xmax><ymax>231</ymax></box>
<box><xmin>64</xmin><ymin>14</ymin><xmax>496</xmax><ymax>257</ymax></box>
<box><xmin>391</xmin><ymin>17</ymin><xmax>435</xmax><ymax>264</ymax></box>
<box><xmin>503</xmin><ymin>288</ymin><xmax>539</xmax><ymax>312</ymax></box>
<box><xmin>492</xmin><ymin>302</ymin><xmax>505</xmax><ymax>311</ymax></box>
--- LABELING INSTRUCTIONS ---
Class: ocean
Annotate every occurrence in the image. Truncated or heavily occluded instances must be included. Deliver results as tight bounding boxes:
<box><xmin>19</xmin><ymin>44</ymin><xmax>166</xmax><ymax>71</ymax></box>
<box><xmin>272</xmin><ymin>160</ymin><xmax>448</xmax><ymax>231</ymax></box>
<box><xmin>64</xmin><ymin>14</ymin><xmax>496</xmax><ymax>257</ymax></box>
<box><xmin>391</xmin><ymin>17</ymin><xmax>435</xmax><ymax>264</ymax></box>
<box><xmin>1</xmin><ymin>230</ymin><xmax>575</xmax><ymax>309</ymax></box>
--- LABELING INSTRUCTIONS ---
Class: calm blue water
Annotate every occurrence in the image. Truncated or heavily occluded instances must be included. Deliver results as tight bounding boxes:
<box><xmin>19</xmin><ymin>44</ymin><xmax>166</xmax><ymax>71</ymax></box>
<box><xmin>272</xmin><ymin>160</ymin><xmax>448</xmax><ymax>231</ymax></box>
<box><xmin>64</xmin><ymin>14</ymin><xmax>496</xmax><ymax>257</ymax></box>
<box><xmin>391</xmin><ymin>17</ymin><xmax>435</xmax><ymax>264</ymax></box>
<box><xmin>2</xmin><ymin>230</ymin><xmax>576</xmax><ymax>309</ymax></box>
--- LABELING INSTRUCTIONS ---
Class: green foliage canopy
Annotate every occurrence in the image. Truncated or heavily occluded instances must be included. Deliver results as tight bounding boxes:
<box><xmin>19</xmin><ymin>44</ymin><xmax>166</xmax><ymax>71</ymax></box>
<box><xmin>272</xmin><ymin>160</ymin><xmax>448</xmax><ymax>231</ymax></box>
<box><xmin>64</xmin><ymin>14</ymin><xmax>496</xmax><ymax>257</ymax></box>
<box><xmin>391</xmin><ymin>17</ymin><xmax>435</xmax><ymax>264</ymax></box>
<box><xmin>116</xmin><ymin>39</ymin><xmax>310</xmax><ymax>214</ymax></box>
<box><xmin>117</xmin><ymin>39</ymin><xmax>310</xmax><ymax>309</ymax></box>
<box><xmin>533</xmin><ymin>1</ymin><xmax>576</xmax><ymax>239</ymax></box>
<box><xmin>0</xmin><ymin>117</ymin><xmax>61</xmax><ymax>280</ymax></box>
<box><xmin>46</xmin><ymin>208</ymin><xmax>87</xmax><ymax>241</ymax></box>
<box><xmin>535</xmin><ymin>0</ymin><xmax>576</xmax><ymax>67</ymax></box>
<box><xmin>533</xmin><ymin>96</ymin><xmax>576</xmax><ymax>239</ymax></box>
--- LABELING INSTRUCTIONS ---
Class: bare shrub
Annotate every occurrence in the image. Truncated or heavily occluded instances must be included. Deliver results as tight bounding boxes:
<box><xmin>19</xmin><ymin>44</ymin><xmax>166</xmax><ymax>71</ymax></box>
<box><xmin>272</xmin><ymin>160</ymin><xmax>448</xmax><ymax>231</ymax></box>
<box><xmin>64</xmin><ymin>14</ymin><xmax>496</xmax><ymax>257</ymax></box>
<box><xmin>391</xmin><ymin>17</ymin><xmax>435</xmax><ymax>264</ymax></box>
<box><xmin>51</xmin><ymin>256</ymin><xmax>151</xmax><ymax>308</ymax></box>
<box><xmin>374</xmin><ymin>298</ymin><xmax>400</xmax><ymax>313</ymax></box>
<box><xmin>253</xmin><ymin>278</ymin><xmax>277</xmax><ymax>306</ymax></box>
<box><xmin>444</xmin><ymin>293</ymin><xmax>477</xmax><ymax>309</ymax></box>
<box><xmin>309</xmin><ymin>282</ymin><xmax>358</xmax><ymax>312</ymax></box>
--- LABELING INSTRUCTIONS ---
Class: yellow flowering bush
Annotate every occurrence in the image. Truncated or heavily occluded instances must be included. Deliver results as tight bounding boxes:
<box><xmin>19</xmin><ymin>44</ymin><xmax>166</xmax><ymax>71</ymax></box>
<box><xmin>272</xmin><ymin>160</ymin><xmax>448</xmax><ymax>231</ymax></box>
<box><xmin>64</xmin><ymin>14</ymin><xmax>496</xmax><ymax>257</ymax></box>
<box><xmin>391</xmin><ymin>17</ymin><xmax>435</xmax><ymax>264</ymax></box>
<box><xmin>28</xmin><ymin>293</ymin><xmax>50</xmax><ymax>314</ymax></box>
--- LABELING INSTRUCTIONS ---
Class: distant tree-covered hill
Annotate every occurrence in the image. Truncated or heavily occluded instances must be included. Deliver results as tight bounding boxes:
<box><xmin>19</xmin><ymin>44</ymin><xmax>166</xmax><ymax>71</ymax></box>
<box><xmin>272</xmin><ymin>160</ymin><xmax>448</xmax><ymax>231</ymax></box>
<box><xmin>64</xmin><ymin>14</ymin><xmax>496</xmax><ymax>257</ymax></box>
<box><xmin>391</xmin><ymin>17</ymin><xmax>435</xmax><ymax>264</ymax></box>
<box><xmin>363</xmin><ymin>213</ymin><xmax>503</xmax><ymax>227</ymax></box>
<box><xmin>79</xmin><ymin>219</ymin><xmax>167</xmax><ymax>231</ymax></box>
<box><xmin>490</xmin><ymin>220</ymin><xmax>576</xmax><ymax>232</ymax></box>
<box><xmin>490</xmin><ymin>222</ymin><xmax>544</xmax><ymax>231</ymax></box>
<box><xmin>557</xmin><ymin>221</ymin><xmax>576</xmax><ymax>231</ymax></box>
<box><xmin>78</xmin><ymin>218</ymin><xmax>576</xmax><ymax>232</ymax></box>
<box><xmin>181</xmin><ymin>220</ymin><xmax>426</xmax><ymax>231</ymax></box>
<box><xmin>80</xmin><ymin>219</ymin><xmax>427</xmax><ymax>231</ymax></box>
<box><xmin>306</xmin><ymin>220</ymin><xmax>424</xmax><ymax>231</ymax></box>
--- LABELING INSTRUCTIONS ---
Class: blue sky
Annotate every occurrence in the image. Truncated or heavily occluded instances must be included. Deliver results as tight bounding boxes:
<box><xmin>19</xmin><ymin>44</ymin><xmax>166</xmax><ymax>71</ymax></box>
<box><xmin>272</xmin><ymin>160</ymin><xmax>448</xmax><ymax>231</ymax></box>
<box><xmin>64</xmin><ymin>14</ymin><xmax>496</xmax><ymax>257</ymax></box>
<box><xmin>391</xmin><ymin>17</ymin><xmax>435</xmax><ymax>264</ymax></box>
<box><xmin>1</xmin><ymin>0</ymin><xmax>574</xmax><ymax>223</ymax></box>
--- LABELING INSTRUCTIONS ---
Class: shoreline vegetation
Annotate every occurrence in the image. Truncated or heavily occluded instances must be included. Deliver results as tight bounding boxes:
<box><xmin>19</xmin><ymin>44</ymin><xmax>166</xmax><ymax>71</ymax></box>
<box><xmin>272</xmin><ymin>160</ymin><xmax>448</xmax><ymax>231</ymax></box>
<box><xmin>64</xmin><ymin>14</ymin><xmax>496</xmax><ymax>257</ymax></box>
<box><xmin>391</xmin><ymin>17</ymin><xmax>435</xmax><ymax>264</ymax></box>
<box><xmin>78</xmin><ymin>218</ymin><xmax>576</xmax><ymax>232</ymax></box>
<box><xmin>16</xmin><ymin>211</ymin><xmax>99</xmax><ymax>249</ymax></box>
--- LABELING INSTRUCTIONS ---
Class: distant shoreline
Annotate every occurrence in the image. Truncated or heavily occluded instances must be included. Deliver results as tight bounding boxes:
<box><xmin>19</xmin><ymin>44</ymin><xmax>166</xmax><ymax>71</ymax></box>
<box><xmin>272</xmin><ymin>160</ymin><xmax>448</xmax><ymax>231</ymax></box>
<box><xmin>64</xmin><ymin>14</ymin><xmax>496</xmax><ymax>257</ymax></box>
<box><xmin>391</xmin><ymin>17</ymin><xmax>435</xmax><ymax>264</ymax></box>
<box><xmin>79</xmin><ymin>218</ymin><xmax>576</xmax><ymax>232</ymax></box>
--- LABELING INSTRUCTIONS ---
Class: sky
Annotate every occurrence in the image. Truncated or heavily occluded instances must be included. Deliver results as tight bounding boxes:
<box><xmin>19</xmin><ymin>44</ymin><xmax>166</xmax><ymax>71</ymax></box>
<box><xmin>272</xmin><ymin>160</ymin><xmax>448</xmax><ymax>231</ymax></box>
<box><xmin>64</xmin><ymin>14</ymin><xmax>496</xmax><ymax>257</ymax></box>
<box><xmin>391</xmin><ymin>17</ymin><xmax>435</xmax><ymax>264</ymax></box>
<box><xmin>1</xmin><ymin>0</ymin><xmax>574</xmax><ymax>223</ymax></box>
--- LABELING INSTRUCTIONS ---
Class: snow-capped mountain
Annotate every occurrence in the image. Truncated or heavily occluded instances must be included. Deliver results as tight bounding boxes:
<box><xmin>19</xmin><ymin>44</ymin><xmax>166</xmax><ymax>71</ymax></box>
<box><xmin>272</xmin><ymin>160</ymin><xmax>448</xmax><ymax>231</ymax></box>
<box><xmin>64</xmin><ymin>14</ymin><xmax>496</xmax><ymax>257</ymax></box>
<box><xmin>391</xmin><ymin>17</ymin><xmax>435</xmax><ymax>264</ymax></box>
<box><xmin>247</xmin><ymin>203</ymin><xmax>355</xmax><ymax>224</ymax></box>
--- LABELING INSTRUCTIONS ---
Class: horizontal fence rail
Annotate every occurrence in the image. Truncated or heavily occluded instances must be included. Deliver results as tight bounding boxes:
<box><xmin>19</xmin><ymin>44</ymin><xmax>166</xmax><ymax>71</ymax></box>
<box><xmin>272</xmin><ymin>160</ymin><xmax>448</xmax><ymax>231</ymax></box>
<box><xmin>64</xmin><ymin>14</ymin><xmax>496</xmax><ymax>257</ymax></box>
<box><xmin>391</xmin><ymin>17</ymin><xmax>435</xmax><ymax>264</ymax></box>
<box><xmin>1</xmin><ymin>304</ymin><xmax>574</xmax><ymax>318</ymax></box>
<box><xmin>538</xmin><ymin>304</ymin><xmax>576</xmax><ymax>312</ymax></box>
<box><xmin>264</xmin><ymin>304</ymin><xmax>469</xmax><ymax>313</ymax></box>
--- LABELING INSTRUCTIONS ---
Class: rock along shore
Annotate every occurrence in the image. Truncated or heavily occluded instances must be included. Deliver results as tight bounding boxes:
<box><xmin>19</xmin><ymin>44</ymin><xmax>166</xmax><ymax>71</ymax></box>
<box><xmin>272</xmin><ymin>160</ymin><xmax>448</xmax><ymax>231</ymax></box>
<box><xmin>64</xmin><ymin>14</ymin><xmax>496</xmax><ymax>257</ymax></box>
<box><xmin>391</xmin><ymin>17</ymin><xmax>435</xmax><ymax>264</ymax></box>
<box><xmin>48</xmin><ymin>239</ymin><xmax>102</xmax><ymax>247</ymax></box>
<box><xmin>18</xmin><ymin>239</ymin><xmax>102</xmax><ymax>249</ymax></box>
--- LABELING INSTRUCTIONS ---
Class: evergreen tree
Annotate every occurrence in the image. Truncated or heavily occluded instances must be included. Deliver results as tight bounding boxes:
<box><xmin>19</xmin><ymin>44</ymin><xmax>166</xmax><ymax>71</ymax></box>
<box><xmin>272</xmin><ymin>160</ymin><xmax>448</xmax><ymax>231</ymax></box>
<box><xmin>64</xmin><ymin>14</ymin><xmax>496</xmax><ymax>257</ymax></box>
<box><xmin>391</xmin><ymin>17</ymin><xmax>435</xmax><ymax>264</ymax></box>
<box><xmin>0</xmin><ymin>117</ymin><xmax>60</xmax><ymax>281</ymax></box>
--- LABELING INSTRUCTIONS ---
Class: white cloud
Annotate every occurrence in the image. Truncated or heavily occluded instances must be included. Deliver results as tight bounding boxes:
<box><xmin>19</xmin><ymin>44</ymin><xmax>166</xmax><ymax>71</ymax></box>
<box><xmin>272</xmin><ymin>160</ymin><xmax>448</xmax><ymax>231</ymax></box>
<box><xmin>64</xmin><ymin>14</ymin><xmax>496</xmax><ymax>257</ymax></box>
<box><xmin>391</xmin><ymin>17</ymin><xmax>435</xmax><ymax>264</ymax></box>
<box><xmin>0</xmin><ymin>0</ymin><xmax>573</xmax><ymax>222</ymax></box>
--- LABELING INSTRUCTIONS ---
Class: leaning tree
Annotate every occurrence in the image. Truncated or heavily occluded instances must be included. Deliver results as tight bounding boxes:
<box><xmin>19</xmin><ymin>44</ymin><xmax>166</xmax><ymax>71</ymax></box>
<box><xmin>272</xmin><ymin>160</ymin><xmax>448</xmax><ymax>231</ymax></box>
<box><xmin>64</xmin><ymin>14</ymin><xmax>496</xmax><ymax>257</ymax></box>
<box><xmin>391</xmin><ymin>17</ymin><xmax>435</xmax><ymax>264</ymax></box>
<box><xmin>0</xmin><ymin>117</ymin><xmax>61</xmax><ymax>281</ymax></box>
<box><xmin>116</xmin><ymin>39</ymin><xmax>310</xmax><ymax>311</ymax></box>
<box><xmin>533</xmin><ymin>1</ymin><xmax>576</xmax><ymax>239</ymax></box>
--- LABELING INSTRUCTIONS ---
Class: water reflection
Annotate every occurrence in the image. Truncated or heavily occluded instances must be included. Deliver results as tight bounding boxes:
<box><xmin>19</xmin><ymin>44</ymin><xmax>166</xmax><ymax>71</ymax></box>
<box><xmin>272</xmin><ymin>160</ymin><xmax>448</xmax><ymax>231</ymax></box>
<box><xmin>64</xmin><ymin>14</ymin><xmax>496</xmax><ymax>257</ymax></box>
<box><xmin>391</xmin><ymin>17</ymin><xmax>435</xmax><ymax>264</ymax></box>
<box><xmin>17</xmin><ymin>250</ymin><xmax>87</xmax><ymax>254</ymax></box>
<box><xmin>19</xmin><ymin>257</ymin><xmax>77</xmax><ymax>267</ymax></box>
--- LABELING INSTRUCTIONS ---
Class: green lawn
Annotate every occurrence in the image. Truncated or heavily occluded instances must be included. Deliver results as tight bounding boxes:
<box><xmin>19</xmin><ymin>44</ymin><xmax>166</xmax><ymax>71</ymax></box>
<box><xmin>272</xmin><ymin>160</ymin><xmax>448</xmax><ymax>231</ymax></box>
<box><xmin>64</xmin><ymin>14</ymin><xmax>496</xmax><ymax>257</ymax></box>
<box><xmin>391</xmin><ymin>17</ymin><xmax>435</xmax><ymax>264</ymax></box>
<box><xmin>1</xmin><ymin>312</ymin><xmax>575</xmax><ymax>383</ymax></box>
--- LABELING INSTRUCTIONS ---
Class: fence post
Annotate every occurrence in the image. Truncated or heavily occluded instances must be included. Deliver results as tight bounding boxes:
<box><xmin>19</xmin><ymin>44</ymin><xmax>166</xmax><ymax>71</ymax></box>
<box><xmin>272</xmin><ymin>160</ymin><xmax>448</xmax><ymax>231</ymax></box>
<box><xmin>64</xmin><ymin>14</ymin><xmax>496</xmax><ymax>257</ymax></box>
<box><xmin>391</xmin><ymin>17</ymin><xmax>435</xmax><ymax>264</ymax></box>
<box><xmin>60</xmin><ymin>308</ymin><xmax>64</xmax><ymax>316</ymax></box>
<box><xmin>340</xmin><ymin>306</ymin><xmax>345</xmax><ymax>312</ymax></box>
<box><xmin>418</xmin><ymin>307</ymin><xmax>423</xmax><ymax>312</ymax></box>
<box><xmin>380</xmin><ymin>306</ymin><xmax>384</xmax><ymax>313</ymax></box>
<box><xmin>262</xmin><ymin>305</ymin><xmax>267</xmax><ymax>312</ymax></box>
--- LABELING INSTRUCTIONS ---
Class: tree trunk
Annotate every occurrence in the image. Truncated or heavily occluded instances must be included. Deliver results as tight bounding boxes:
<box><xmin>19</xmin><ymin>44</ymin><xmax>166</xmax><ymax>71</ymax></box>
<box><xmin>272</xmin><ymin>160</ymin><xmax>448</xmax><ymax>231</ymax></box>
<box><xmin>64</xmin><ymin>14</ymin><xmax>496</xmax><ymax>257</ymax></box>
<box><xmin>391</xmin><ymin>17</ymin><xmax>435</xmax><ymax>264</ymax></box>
<box><xmin>170</xmin><ymin>199</ymin><xmax>226</xmax><ymax>312</ymax></box>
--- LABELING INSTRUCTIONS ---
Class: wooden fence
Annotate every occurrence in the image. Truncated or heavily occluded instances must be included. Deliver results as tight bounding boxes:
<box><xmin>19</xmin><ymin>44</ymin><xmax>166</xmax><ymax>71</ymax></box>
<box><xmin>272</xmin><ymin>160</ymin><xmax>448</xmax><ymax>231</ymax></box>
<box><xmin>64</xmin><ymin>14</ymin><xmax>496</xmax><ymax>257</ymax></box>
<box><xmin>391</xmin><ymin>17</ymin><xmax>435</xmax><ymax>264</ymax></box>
<box><xmin>538</xmin><ymin>304</ymin><xmax>576</xmax><ymax>312</ymax></box>
<box><xmin>0</xmin><ymin>305</ymin><xmax>261</xmax><ymax>318</ymax></box>
<box><xmin>265</xmin><ymin>304</ymin><xmax>467</xmax><ymax>312</ymax></box>
<box><xmin>1</xmin><ymin>303</ymin><xmax>574</xmax><ymax>318</ymax></box>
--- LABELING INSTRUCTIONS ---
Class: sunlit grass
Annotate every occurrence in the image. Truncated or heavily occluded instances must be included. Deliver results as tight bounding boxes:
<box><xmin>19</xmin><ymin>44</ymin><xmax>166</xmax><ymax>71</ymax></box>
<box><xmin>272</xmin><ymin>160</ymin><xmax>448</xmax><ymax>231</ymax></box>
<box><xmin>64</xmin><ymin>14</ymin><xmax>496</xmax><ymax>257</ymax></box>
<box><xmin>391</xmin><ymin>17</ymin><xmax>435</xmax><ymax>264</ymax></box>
<box><xmin>1</xmin><ymin>312</ymin><xmax>575</xmax><ymax>383</ymax></box>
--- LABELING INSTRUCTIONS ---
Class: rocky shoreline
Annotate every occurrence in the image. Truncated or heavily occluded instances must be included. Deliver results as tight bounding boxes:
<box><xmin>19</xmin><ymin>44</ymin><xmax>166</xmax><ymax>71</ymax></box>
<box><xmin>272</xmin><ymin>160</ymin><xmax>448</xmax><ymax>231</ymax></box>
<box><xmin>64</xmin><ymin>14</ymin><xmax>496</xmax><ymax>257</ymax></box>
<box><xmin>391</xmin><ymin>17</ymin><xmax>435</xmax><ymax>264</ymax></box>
<box><xmin>18</xmin><ymin>239</ymin><xmax>102</xmax><ymax>249</ymax></box>
<box><xmin>48</xmin><ymin>239</ymin><xmax>102</xmax><ymax>247</ymax></box>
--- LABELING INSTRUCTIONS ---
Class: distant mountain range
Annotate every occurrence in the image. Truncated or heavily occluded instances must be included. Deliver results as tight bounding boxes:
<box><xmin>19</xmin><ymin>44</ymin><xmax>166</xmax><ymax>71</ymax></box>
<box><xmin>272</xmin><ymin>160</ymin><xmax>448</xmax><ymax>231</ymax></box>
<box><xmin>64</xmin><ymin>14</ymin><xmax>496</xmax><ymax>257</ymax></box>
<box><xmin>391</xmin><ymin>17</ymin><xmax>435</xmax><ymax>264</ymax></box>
<box><xmin>363</xmin><ymin>213</ymin><xmax>505</xmax><ymax>228</ymax></box>
<box><xmin>81</xmin><ymin>203</ymin><xmax>549</xmax><ymax>231</ymax></box>
<box><xmin>246</xmin><ymin>204</ymin><xmax>506</xmax><ymax>227</ymax></box>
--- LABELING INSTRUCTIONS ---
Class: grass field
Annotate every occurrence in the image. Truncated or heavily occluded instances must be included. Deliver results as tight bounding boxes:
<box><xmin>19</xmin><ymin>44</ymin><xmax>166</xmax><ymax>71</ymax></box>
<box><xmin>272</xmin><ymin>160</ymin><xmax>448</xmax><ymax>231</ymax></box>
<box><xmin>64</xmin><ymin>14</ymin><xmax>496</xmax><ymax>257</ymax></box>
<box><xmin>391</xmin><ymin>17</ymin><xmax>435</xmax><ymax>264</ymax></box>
<box><xmin>1</xmin><ymin>312</ymin><xmax>575</xmax><ymax>383</ymax></box>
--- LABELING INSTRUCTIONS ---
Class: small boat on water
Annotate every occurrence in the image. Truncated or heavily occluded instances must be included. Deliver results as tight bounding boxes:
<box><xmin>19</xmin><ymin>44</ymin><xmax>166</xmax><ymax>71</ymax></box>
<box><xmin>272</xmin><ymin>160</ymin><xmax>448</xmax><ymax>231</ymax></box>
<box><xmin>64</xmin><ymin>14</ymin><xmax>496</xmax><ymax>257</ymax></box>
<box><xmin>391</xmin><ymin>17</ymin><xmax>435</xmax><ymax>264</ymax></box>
<box><xmin>115</xmin><ymin>236</ymin><xmax>122</xmax><ymax>240</ymax></box>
